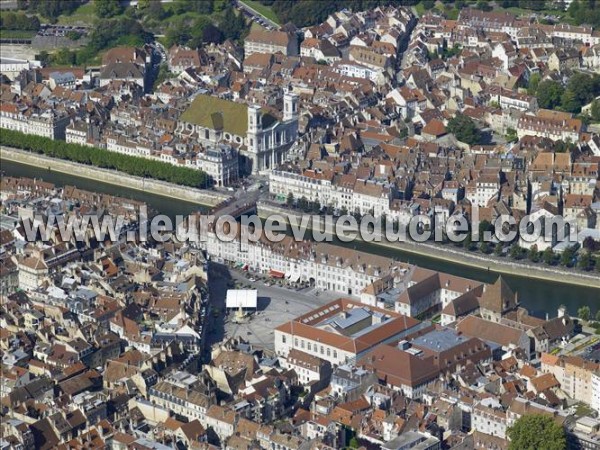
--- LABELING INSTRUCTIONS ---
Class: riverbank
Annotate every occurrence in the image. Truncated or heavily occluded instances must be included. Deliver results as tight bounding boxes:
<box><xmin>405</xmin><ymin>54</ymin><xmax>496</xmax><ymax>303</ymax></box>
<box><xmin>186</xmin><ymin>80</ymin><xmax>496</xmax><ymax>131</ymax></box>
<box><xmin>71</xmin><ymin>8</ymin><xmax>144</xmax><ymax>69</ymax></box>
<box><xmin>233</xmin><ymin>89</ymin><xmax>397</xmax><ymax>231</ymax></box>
<box><xmin>4</xmin><ymin>158</ymin><xmax>598</xmax><ymax>307</ymax></box>
<box><xmin>258</xmin><ymin>202</ymin><xmax>600</xmax><ymax>290</ymax></box>
<box><xmin>1</xmin><ymin>146</ymin><xmax>229</xmax><ymax>207</ymax></box>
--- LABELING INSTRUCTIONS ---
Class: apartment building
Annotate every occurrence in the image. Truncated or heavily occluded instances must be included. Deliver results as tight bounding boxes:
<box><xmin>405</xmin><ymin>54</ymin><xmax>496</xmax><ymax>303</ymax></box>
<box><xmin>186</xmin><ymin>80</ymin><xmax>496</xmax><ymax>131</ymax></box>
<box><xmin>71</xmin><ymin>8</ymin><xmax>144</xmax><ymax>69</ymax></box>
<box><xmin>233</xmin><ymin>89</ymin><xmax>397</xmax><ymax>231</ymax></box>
<box><xmin>283</xmin><ymin>349</ymin><xmax>332</xmax><ymax>386</ymax></box>
<box><xmin>1</xmin><ymin>103</ymin><xmax>70</xmax><ymax>140</ymax></box>
<box><xmin>202</xmin><ymin>221</ymin><xmax>410</xmax><ymax>296</ymax></box>
<box><xmin>244</xmin><ymin>29</ymin><xmax>298</xmax><ymax>57</ymax></box>
<box><xmin>541</xmin><ymin>354</ymin><xmax>600</xmax><ymax>407</ymax></box>
<box><xmin>331</xmin><ymin>60</ymin><xmax>383</xmax><ymax>83</ymax></box>
<box><xmin>269</xmin><ymin>169</ymin><xmax>334</xmax><ymax>205</ymax></box>
<box><xmin>194</xmin><ymin>144</ymin><xmax>239</xmax><ymax>187</ymax></box>
<box><xmin>395</xmin><ymin>268</ymin><xmax>483</xmax><ymax>318</ymax></box>
<box><xmin>105</xmin><ymin>135</ymin><xmax>153</xmax><ymax>158</ymax></box>
<box><xmin>300</xmin><ymin>38</ymin><xmax>341</xmax><ymax>63</ymax></box>
<box><xmin>472</xmin><ymin>399</ymin><xmax>508</xmax><ymax>438</ymax></box>
<box><xmin>487</xmin><ymin>86</ymin><xmax>537</xmax><ymax>112</ymax></box>
<box><xmin>517</xmin><ymin>110</ymin><xmax>582</xmax><ymax>142</ymax></box>
<box><xmin>148</xmin><ymin>375</ymin><xmax>215</xmax><ymax>423</ymax></box>
<box><xmin>269</xmin><ymin>170</ymin><xmax>393</xmax><ymax>217</ymax></box>
<box><xmin>592</xmin><ymin>371</ymin><xmax>600</xmax><ymax>414</ymax></box>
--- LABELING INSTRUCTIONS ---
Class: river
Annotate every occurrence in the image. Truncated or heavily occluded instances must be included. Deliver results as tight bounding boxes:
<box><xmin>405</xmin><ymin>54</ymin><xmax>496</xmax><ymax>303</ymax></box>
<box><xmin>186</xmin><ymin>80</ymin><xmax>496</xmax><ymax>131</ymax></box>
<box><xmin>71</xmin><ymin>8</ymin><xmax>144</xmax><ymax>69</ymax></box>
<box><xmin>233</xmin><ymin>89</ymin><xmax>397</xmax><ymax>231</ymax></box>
<box><xmin>3</xmin><ymin>160</ymin><xmax>599</xmax><ymax>315</ymax></box>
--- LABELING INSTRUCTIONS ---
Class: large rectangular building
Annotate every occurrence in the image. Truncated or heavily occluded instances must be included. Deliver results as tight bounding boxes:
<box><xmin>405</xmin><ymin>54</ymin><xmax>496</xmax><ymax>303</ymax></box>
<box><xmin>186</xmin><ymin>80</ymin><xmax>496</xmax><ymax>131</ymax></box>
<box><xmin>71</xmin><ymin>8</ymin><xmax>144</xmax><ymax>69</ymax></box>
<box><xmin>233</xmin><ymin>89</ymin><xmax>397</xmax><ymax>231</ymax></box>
<box><xmin>244</xmin><ymin>30</ymin><xmax>298</xmax><ymax>57</ymax></box>
<box><xmin>202</xmin><ymin>221</ymin><xmax>411</xmax><ymax>297</ymax></box>
<box><xmin>274</xmin><ymin>298</ymin><xmax>426</xmax><ymax>366</ymax></box>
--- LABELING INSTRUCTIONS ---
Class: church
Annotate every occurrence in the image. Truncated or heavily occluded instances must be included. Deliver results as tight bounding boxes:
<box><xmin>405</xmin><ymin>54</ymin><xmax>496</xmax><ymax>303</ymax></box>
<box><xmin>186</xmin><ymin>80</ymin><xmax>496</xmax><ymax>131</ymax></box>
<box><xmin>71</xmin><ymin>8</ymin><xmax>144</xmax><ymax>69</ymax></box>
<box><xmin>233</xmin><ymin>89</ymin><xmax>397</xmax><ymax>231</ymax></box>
<box><xmin>178</xmin><ymin>92</ymin><xmax>299</xmax><ymax>174</ymax></box>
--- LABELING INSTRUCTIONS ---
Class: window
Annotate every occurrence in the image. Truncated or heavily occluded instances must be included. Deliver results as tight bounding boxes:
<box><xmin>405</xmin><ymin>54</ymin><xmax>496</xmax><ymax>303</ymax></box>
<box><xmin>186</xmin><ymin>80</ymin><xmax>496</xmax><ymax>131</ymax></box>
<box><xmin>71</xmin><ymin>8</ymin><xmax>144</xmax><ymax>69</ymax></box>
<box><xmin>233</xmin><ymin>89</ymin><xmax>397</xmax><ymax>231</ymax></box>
<box><xmin>204</xmin><ymin>129</ymin><xmax>209</xmax><ymax>139</ymax></box>
<box><xmin>282</xmin><ymin>335</ymin><xmax>286</xmax><ymax>343</ymax></box>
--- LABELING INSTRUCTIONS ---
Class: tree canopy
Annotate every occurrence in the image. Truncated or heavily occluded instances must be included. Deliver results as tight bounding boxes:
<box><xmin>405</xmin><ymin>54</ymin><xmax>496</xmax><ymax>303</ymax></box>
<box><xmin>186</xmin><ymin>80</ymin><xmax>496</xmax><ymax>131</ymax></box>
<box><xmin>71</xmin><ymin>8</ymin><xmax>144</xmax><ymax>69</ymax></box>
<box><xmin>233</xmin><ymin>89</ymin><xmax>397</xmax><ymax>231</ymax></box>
<box><xmin>447</xmin><ymin>114</ymin><xmax>481</xmax><ymax>145</ymax></box>
<box><xmin>0</xmin><ymin>12</ymin><xmax>40</xmax><ymax>31</ymax></box>
<box><xmin>532</xmin><ymin>73</ymin><xmax>600</xmax><ymax>113</ymax></box>
<box><xmin>262</xmin><ymin>0</ymin><xmax>418</xmax><ymax>27</ymax></box>
<box><xmin>94</xmin><ymin>0</ymin><xmax>123</xmax><ymax>19</ymax></box>
<box><xmin>535</xmin><ymin>80</ymin><xmax>564</xmax><ymax>110</ymax></box>
<box><xmin>0</xmin><ymin>129</ymin><xmax>211</xmax><ymax>189</ymax></box>
<box><xmin>568</xmin><ymin>0</ymin><xmax>600</xmax><ymax>27</ymax></box>
<box><xmin>507</xmin><ymin>414</ymin><xmax>566</xmax><ymax>450</ymax></box>
<box><xmin>24</xmin><ymin>0</ymin><xmax>78</xmax><ymax>19</ymax></box>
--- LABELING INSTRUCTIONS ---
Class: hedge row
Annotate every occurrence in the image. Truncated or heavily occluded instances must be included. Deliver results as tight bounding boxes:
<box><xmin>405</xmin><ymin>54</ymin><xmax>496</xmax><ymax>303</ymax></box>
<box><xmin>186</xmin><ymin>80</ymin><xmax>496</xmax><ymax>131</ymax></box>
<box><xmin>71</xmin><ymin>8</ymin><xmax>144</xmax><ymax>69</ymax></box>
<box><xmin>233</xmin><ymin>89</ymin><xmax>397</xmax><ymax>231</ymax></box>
<box><xmin>0</xmin><ymin>129</ymin><xmax>211</xmax><ymax>188</ymax></box>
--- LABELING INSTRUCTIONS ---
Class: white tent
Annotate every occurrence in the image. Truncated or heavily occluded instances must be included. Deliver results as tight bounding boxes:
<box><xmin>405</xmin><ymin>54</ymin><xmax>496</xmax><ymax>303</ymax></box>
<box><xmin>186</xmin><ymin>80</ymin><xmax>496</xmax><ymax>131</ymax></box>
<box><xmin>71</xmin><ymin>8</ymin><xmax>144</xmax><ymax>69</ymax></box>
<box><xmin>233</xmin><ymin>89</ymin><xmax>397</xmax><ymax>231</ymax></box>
<box><xmin>226</xmin><ymin>289</ymin><xmax>258</xmax><ymax>309</ymax></box>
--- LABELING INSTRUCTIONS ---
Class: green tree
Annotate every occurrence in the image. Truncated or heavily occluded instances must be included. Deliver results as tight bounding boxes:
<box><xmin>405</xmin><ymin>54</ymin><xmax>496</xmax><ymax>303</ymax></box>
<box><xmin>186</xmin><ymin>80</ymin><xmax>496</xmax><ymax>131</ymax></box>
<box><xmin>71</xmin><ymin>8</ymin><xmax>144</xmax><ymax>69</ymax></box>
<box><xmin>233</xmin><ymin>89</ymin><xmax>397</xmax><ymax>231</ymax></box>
<box><xmin>219</xmin><ymin>6</ymin><xmax>247</xmax><ymax>41</ymax></box>
<box><xmin>596</xmin><ymin>255</ymin><xmax>600</xmax><ymax>272</ymax></box>
<box><xmin>560</xmin><ymin>89</ymin><xmax>580</xmax><ymax>113</ymax></box>
<box><xmin>164</xmin><ymin>24</ymin><xmax>192</xmax><ymax>47</ymax></box>
<box><xmin>202</xmin><ymin>23</ymin><xmax>224</xmax><ymax>44</ymax></box>
<box><xmin>311</xmin><ymin>200</ymin><xmax>321</xmax><ymax>214</ymax></box>
<box><xmin>37</xmin><ymin>50</ymin><xmax>49</xmax><ymax>65</ymax></box>
<box><xmin>476</xmin><ymin>0</ymin><xmax>492</xmax><ymax>11</ymax></box>
<box><xmin>528</xmin><ymin>244</ymin><xmax>540</xmax><ymax>263</ymax></box>
<box><xmin>560</xmin><ymin>245</ymin><xmax>576</xmax><ymax>267</ymax></box>
<box><xmin>506</xmin><ymin>127</ymin><xmax>518</xmax><ymax>142</ymax></box>
<box><xmin>463</xmin><ymin>234</ymin><xmax>475</xmax><ymax>251</ymax></box>
<box><xmin>145</xmin><ymin>0</ymin><xmax>168</xmax><ymax>20</ymax></box>
<box><xmin>590</xmin><ymin>99</ymin><xmax>600</xmax><ymax>122</ymax></box>
<box><xmin>52</xmin><ymin>48</ymin><xmax>76</xmax><ymax>66</ymax></box>
<box><xmin>298</xmin><ymin>196</ymin><xmax>308</xmax><ymax>212</ymax></box>
<box><xmin>536</xmin><ymin>80</ymin><xmax>564</xmax><ymax>110</ymax></box>
<box><xmin>527</xmin><ymin>73</ymin><xmax>541</xmax><ymax>95</ymax></box>
<box><xmin>510</xmin><ymin>243</ymin><xmax>523</xmax><ymax>260</ymax></box>
<box><xmin>0</xmin><ymin>129</ymin><xmax>210</xmax><ymax>188</ymax></box>
<box><xmin>478</xmin><ymin>220</ymin><xmax>492</xmax><ymax>240</ymax></box>
<box><xmin>543</xmin><ymin>247</ymin><xmax>555</xmax><ymax>265</ymax></box>
<box><xmin>94</xmin><ymin>0</ymin><xmax>123</xmax><ymax>18</ymax></box>
<box><xmin>578</xmin><ymin>305</ymin><xmax>591</xmax><ymax>321</ymax></box>
<box><xmin>507</xmin><ymin>414</ymin><xmax>566</xmax><ymax>450</ymax></box>
<box><xmin>286</xmin><ymin>192</ymin><xmax>294</xmax><ymax>208</ymax></box>
<box><xmin>562</xmin><ymin>72</ymin><xmax>596</xmax><ymax>113</ymax></box>
<box><xmin>66</xmin><ymin>30</ymin><xmax>82</xmax><ymax>40</ymax></box>
<box><xmin>578</xmin><ymin>251</ymin><xmax>592</xmax><ymax>271</ymax></box>
<box><xmin>348</xmin><ymin>437</ymin><xmax>359</xmax><ymax>448</ymax></box>
<box><xmin>447</xmin><ymin>114</ymin><xmax>481</xmax><ymax>145</ymax></box>
<box><xmin>494</xmin><ymin>243</ymin><xmax>504</xmax><ymax>256</ymax></box>
<box><xmin>595</xmin><ymin>309</ymin><xmax>600</xmax><ymax>322</ymax></box>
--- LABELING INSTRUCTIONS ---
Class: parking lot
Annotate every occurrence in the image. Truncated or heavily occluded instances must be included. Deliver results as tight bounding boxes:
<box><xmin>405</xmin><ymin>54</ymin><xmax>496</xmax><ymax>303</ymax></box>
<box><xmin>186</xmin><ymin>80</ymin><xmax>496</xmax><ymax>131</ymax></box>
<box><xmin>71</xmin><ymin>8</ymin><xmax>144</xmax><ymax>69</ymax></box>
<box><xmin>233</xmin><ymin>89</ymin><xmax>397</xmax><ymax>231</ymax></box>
<box><xmin>207</xmin><ymin>262</ymin><xmax>338</xmax><ymax>351</ymax></box>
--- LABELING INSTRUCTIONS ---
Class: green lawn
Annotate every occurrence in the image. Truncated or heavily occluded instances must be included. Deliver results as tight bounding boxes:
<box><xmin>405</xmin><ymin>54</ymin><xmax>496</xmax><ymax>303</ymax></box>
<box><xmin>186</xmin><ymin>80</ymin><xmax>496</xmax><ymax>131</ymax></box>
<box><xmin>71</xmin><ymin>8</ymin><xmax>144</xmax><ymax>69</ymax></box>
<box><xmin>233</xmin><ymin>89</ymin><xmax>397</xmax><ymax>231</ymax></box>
<box><xmin>575</xmin><ymin>403</ymin><xmax>594</xmax><ymax>417</ymax></box>
<box><xmin>0</xmin><ymin>29</ymin><xmax>37</xmax><ymax>40</ymax></box>
<box><xmin>57</xmin><ymin>2</ymin><xmax>97</xmax><ymax>26</ymax></box>
<box><xmin>239</xmin><ymin>0</ymin><xmax>280</xmax><ymax>25</ymax></box>
<box><xmin>250</xmin><ymin>21</ymin><xmax>267</xmax><ymax>31</ymax></box>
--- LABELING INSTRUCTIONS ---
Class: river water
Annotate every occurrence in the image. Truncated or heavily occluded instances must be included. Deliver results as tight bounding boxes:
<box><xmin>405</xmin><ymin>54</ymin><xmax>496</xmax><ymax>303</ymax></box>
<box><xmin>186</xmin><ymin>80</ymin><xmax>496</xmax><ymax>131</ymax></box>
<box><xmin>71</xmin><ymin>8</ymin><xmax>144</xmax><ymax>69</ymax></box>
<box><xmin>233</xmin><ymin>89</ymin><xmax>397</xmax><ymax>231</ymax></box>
<box><xmin>3</xmin><ymin>160</ymin><xmax>599</xmax><ymax>315</ymax></box>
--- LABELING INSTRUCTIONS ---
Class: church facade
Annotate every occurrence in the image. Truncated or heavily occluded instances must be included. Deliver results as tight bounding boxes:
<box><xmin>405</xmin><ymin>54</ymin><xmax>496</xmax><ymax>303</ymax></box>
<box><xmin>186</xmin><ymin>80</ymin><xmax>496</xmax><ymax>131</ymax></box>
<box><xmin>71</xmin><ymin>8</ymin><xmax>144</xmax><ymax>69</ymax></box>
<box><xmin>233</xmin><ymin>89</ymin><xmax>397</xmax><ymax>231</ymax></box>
<box><xmin>178</xmin><ymin>93</ymin><xmax>299</xmax><ymax>174</ymax></box>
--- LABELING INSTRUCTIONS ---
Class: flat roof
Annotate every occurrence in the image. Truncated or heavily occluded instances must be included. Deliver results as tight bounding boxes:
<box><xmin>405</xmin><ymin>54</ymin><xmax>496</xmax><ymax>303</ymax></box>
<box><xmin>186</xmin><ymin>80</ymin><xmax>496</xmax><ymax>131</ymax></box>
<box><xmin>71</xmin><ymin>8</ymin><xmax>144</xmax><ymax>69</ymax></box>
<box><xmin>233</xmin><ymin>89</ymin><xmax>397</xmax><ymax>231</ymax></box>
<box><xmin>226</xmin><ymin>289</ymin><xmax>258</xmax><ymax>309</ymax></box>
<box><xmin>412</xmin><ymin>328</ymin><xmax>468</xmax><ymax>352</ymax></box>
